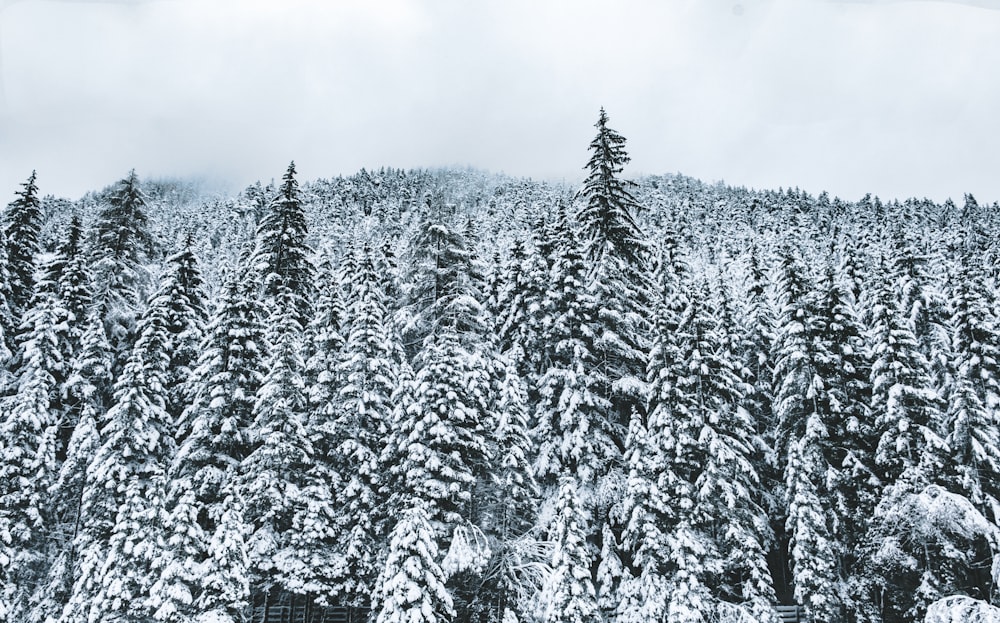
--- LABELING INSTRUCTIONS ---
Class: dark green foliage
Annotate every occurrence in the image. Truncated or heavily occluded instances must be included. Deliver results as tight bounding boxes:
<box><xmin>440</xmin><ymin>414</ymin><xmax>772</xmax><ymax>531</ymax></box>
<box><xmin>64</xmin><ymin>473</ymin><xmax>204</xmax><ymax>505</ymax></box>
<box><xmin>251</xmin><ymin>162</ymin><xmax>315</xmax><ymax>329</ymax></box>
<box><xmin>4</xmin><ymin>171</ymin><xmax>43</xmax><ymax>318</ymax></box>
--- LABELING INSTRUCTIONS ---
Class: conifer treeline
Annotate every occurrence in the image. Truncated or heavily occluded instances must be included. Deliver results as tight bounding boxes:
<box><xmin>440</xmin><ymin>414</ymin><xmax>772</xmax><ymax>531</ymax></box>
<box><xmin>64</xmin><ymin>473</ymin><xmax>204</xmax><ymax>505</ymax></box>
<box><xmin>2</xmin><ymin>111</ymin><xmax>1000</xmax><ymax>623</ymax></box>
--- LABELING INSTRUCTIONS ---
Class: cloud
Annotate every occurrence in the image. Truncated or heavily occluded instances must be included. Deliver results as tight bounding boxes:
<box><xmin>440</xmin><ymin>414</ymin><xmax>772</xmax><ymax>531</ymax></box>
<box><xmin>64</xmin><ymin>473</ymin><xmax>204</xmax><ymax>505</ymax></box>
<box><xmin>0</xmin><ymin>0</ymin><xmax>998</xmax><ymax>203</ymax></box>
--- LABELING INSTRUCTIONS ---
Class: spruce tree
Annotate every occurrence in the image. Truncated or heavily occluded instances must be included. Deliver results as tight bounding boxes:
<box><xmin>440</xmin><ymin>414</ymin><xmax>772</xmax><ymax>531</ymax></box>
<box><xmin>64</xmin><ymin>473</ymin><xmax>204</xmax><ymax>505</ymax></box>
<box><xmin>399</xmin><ymin>195</ymin><xmax>484</xmax><ymax>349</ymax></box>
<box><xmin>533</xmin><ymin>220</ymin><xmax>613</xmax><ymax>487</ymax></box>
<box><xmin>538</xmin><ymin>478</ymin><xmax>601</xmax><ymax>623</ymax></box>
<box><xmin>32</xmin><ymin>403</ymin><xmax>99</xmax><ymax>623</ymax></box>
<box><xmin>323</xmin><ymin>243</ymin><xmax>401</xmax><ymax>605</ymax></box>
<box><xmin>372</xmin><ymin>504</ymin><xmax>455</xmax><ymax>623</ymax></box>
<box><xmin>388</xmin><ymin>201</ymin><xmax>497</xmax><ymax>619</ymax></box>
<box><xmin>868</xmin><ymin>262</ymin><xmax>946</xmax><ymax>486</ymax></box>
<box><xmin>90</xmin><ymin>169</ymin><xmax>154</xmax><ymax>314</ymax></box>
<box><xmin>771</xmin><ymin>249</ymin><xmax>843</xmax><ymax>622</ymax></box>
<box><xmin>576</xmin><ymin>111</ymin><xmax>652</xmax><ymax>614</ymax></box>
<box><xmin>944</xmin><ymin>249</ymin><xmax>1000</xmax><ymax>514</ymax></box>
<box><xmin>4</xmin><ymin>170</ymin><xmax>43</xmax><ymax>318</ymax></box>
<box><xmin>251</xmin><ymin>162</ymin><xmax>314</xmax><ymax>328</ymax></box>
<box><xmin>0</xmin><ymin>228</ymin><xmax>15</xmax><ymax>363</ymax></box>
<box><xmin>151</xmin><ymin>240</ymin><xmax>208</xmax><ymax>432</ymax></box>
<box><xmin>303</xmin><ymin>248</ymin><xmax>346</xmax><ymax>406</ymax></box>
<box><xmin>384</xmin><ymin>331</ymin><xmax>492</xmax><ymax>535</ymax></box>
<box><xmin>700</xmin><ymin>281</ymin><xmax>779</xmax><ymax>623</ymax></box>
<box><xmin>491</xmin><ymin>237</ymin><xmax>548</xmax><ymax>381</ymax></box>
<box><xmin>471</xmin><ymin>345</ymin><xmax>540</xmax><ymax>622</ymax></box>
<box><xmin>579</xmin><ymin>109</ymin><xmax>646</xmax><ymax>268</ymax></box>
<box><xmin>577</xmin><ymin>107</ymin><xmax>650</xmax><ymax>437</ymax></box>
<box><xmin>65</xmin><ymin>293</ymin><xmax>174</xmax><ymax>623</ymax></box>
<box><xmin>50</xmin><ymin>215</ymin><xmax>92</xmax><ymax>332</ymax></box>
<box><xmin>859</xmin><ymin>265</ymin><xmax>953</xmax><ymax>623</ymax></box>
<box><xmin>0</xmin><ymin>293</ymin><xmax>66</xmax><ymax>620</ymax></box>
<box><xmin>811</xmin><ymin>261</ymin><xmax>875</xmax><ymax>611</ymax></box>
<box><xmin>151</xmin><ymin>269</ymin><xmax>265</xmax><ymax>623</ymax></box>
<box><xmin>239</xmin><ymin>286</ymin><xmax>334</xmax><ymax>601</ymax></box>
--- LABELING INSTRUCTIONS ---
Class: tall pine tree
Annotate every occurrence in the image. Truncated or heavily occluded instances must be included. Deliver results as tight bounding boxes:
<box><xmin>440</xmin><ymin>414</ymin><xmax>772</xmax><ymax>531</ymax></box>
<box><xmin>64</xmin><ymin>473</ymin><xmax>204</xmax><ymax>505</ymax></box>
<box><xmin>4</xmin><ymin>170</ymin><xmax>43</xmax><ymax>319</ymax></box>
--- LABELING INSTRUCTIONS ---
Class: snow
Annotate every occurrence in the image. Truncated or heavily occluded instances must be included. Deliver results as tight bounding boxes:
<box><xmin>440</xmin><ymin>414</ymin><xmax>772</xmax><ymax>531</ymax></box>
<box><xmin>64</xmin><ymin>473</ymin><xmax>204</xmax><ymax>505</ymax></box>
<box><xmin>195</xmin><ymin>609</ymin><xmax>239</xmax><ymax>623</ymax></box>
<box><xmin>924</xmin><ymin>596</ymin><xmax>1000</xmax><ymax>623</ymax></box>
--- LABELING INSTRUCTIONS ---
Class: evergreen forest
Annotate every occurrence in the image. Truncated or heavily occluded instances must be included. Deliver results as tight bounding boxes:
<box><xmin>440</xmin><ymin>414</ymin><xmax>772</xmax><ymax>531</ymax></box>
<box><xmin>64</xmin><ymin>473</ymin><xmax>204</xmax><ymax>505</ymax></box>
<box><xmin>3</xmin><ymin>110</ymin><xmax>1000</xmax><ymax>623</ymax></box>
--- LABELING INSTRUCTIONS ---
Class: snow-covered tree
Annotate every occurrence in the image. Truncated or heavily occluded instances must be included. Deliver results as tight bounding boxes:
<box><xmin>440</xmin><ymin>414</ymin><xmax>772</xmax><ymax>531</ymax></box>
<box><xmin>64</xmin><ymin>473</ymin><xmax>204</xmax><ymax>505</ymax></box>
<box><xmin>239</xmin><ymin>285</ymin><xmax>333</xmax><ymax>601</ymax></box>
<box><xmin>491</xmin><ymin>237</ymin><xmax>549</xmax><ymax>380</ymax></box>
<box><xmin>0</xmin><ymin>293</ymin><xmax>66</xmax><ymax>620</ymax></box>
<box><xmin>944</xmin><ymin>249</ymin><xmax>1000</xmax><ymax>516</ymax></box>
<box><xmin>321</xmin><ymin>243</ymin><xmax>402</xmax><ymax>605</ymax></box>
<box><xmin>771</xmin><ymin>249</ymin><xmax>844</xmax><ymax>621</ymax></box>
<box><xmin>251</xmin><ymin>162</ymin><xmax>314</xmax><ymax>328</ymax></box>
<box><xmin>90</xmin><ymin>169</ymin><xmax>154</xmax><ymax>316</ymax></box>
<box><xmin>399</xmin><ymin>194</ymin><xmax>485</xmax><ymax>350</ymax></box>
<box><xmin>538</xmin><ymin>478</ymin><xmax>601</xmax><ymax>623</ymax></box>
<box><xmin>577</xmin><ymin>106</ymin><xmax>650</xmax><ymax>445</ymax></box>
<box><xmin>153</xmin><ymin>238</ymin><xmax>208</xmax><ymax>432</ymax></box>
<box><xmin>372</xmin><ymin>504</ymin><xmax>455</xmax><ymax>623</ymax></box>
<box><xmin>150</xmin><ymin>269</ymin><xmax>265</xmax><ymax>623</ymax></box>
<box><xmin>533</xmin><ymin>218</ymin><xmax>614</xmax><ymax>487</ymax></box>
<box><xmin>64</xmin><ymin>291</ymin><xmax>174</xmax><ymax>623</ymax></box>
<box><xmin>4</xmin><ymin>170</ymin><xmax>43</xmax><ymax>318</ymax></box>
<box><xmin>473</xmin><ymin>346</ymin><xmax>541</xmax><ymax>622</ymax></box>
<box><xmin>384</xmin><ymin>331</ymin><xmax>492</xmax><ymax>535</ymax></box>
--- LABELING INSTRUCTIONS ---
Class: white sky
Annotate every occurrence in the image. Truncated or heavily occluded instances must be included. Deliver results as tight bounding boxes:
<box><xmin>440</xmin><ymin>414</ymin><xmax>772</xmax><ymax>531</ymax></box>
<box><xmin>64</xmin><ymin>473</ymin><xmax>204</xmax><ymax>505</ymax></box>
<box><xmin>1</xmin><ymin>0</ymin><xmax>998</xmax><ymax>202</ymax></box>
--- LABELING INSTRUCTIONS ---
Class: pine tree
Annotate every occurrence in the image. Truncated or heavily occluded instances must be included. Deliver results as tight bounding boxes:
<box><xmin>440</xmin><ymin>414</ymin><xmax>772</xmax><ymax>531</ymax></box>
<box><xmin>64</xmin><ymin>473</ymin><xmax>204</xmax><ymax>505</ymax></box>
<box><xmin>39</xmin><ymin>399</ymin><xmax>100</xmax><ymax>623</ymax></box>
<box><xmin>575</xmin><ymin>111</ymin><xmax>652</xmax><ymax>614</ymax></box>
<box><xmin>577</xmin><ymin>107</ymin><xmax>650</xmax><ymax>439</ymax></box>
<box><xmin>65</xmin><ymin>294</ymin><xmax>174</xmax><ymax>623</ymax></box>
<box><xmin>387</xmin><ymin>195</ymin><xmax>494</xmax><ymax>550</ymax></box>
<box><xmin>700</xmin><ymin>281</ymin><xmax>779</xmax><ymax>623</ymax></box>
<box><xmin>473</xmin><ymin>346</ymin><xmax>540</xmax><ymax>622</ymax></box>
<box><xmin>638</xmin><ymin>280</ymin><xmax>721</xmax><ymax>623</ymax></box>
<box><xmin>533</xmin><ymin>220</ymin><xmax>614</xmax><ymax>487</ymax></box>
<box><xmin>322</xmin><ymin>243</ymin><xmax>401</xmax><ymax>605</ymax></box>
<box><xmin>384</xmin><ymin>331</ymin><xmax>492</xmax><ymax>535</ymax></box>
<box><xmin>399</xmin><ymin>195</ymin><xmax>484</xmax><ymax>350</ymax></box>
<box><xmin>491</xmin><ymin>237</ymin><xmax>548</xmax><ymax>381</ymax></box>
<box><xmin>771</xmin><ymin>249</ymin><xmax>843</xmax><ymax>622</ymax></box>
<box><xmin>64</xmin><ymin>313</ymin><xmax>115</xmax><ymax>423</ymax></box>
<box><xmin>868</xmin><ymin>263</ymin><xmax>945</xmax><ymax>486</ymax></box>
<box><xmin>944</xmin><ymin>249</ymin><xmax>1000</xmax><ymax>515</ymax></box>
<box><xmin>372</xmin><ymin>504</ymin><xmax>455</xmax><ymax>623</ymax></box>
<box><xmin>811</xmin><ymin>261</ymin><xmax>875</xmax><ymax>611</ymax></box>
<box><xmin>303</xmin><ymin>248</ymin><xmax>346</xmax><ymax>405</ymax></box>
<box><xmin>384</xmin><ymin>219</ymin><xmax>495</xmax><ymax>618</ymax></box>
<box><xmin>0</xmin><ymin>293</ymin><xmax>66</xmax><ymax>620</ymax></box>
<box><xmin>617</xmin><ymin>415</ymin><xmax>670</xmax><ymax>623</ymax></box>
<box><xmin>251</xmin><ymin>162</ymin><xmax>314</xmax><ymax>328</ymax></box>
<box><xmin>50</xmin><ymin>215</ymin><xmax>92</xmax><ymax>335</ymax></box>
<box><xmin>4</xmin><ymin>170</ymin><xmax>43</xmax><ymax>318</ymax></box>
<box><xmin>859</xmin><ymin>265</ymin><xmax>954</xmax><ymax>623</ymax></box>
<box><xmin>886</xmin><ymin>230</ymin><xmax>950</xmax><ymax>384</ymax></box>
<box><xmin>151</xmin><ymin>240</ymin><xmax>208</xmax><ymax>432</ymax></box>
<box><xmin>538</xmin><ymin>478</ymin><xmax>601</xmax><ymax>623</ymax></box>
<box><xmin>90</xmin><ymin>169</ymin><xmax>154</xmax><ymax>314</ymax></box>
<box><xmin>239</xmin><ymin>286</ymin><xmax>333</xmax><ymax>601</ymax></box>
<box><xmin>150</xmin><ymin>269</ymin><xmax>265</xmax><ymax>623</ymax></box>
<box><xmin>579</xmin><ymin>109</ymin><xmax>646</xmax><ymax>268</ymax></box>
<box><xmin>0</xmin><ymin>228</ymin><xmax>15</xmax><ymax>363</ymax></box>
<box><xmin>48</xmin><ymin>216</ymin><xmax>93</xmax><ymax>366</ymax></box>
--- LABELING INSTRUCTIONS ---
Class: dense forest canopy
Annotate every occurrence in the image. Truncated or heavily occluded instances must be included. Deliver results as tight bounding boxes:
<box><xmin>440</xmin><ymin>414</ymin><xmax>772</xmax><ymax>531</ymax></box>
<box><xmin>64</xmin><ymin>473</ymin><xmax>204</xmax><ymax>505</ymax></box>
<box><xmin>2</xmin><ymin>111</ymin><xmax>1000</xmax><ymax>623</ymax></box>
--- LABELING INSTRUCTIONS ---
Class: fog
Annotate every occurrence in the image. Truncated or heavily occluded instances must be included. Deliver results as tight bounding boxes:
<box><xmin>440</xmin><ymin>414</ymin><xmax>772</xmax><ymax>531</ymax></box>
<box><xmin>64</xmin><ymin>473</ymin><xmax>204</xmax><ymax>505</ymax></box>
<box><xmin>1</xmin><ymin>0</ymin><xmax>998</xmax><ymax>202</ymax></box>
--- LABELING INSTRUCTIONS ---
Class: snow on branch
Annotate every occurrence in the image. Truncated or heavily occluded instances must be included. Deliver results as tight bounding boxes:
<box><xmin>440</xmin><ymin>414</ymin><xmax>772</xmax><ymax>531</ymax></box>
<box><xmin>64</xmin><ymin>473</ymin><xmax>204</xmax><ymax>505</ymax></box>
<box><xmin>924</xmin><ymin>596</ymin><xmax>1000</xmax><ymax>623</ymax></box>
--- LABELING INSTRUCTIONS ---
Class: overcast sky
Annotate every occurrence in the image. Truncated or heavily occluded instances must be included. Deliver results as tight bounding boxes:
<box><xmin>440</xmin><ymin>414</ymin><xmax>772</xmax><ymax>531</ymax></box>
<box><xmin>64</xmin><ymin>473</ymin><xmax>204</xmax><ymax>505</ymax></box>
<box><xmin>1</xmin><ymin>0</ymin><xmax>998</xmax><ymax>202</ymax></box>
